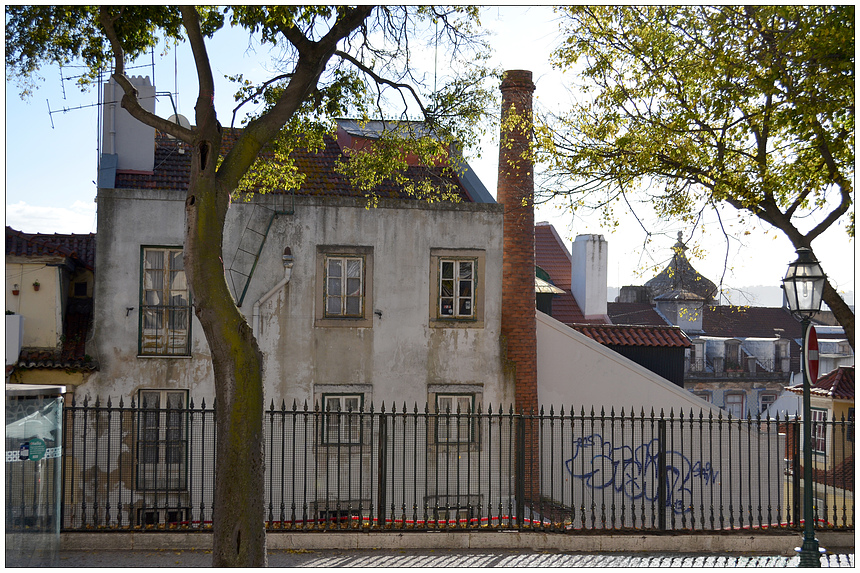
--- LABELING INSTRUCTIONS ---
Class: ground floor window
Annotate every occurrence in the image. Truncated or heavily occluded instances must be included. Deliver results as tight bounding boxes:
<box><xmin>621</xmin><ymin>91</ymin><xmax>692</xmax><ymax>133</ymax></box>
<box><xmin>137</xmin><ymin>389</ymin><xmax>188</xmax><ymax>490</ymax></box>
<box><xmin>435</xmin><ymin>394</ymin><xmax>475</xmax><ymax>444</ymax></box>
<box><xmin>322</xmin><ymin>394</ymin><xmax>363</xmax><ymax>445</ymax></box>
<box><xmin>724</xmin><ymin>393</ymin><xmax>744</xmax><ymax>418</ymax></box>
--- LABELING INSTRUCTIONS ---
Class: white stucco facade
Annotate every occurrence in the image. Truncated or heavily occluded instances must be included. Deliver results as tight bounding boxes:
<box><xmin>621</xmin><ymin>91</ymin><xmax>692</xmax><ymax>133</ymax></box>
<box><xmin>83</xmin><ymin>189</ymin><xmax>512</xmax><ymax>409</ymax></box>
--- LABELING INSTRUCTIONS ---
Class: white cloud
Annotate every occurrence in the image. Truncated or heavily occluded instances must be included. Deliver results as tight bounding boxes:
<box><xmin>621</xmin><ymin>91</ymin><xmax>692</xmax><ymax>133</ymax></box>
<box><xmin>6</xmin><ymin>200</ymin><xmax>97</xmax><ymax>234</ymax></box>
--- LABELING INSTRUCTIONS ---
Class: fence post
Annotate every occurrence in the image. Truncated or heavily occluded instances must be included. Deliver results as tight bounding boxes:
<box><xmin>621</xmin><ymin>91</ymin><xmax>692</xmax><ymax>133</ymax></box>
<box><xmin>658</xmin><ymin>418</ymin><xmax>667</xmax><ymax>531</ymax></box>
<box><xmin>377</xmin><ymin>408</ymin><xmax>388</xmax><ymax>529</ymax></box>
<box><xmin>792</xmin><ymin>421</ymin><xmax>801</xmax><ymax>527</ymax></box>
<box><xmin>516</xmin><ymin>412</ymin><xmax>525</xmax><ymax>528</ymax></box>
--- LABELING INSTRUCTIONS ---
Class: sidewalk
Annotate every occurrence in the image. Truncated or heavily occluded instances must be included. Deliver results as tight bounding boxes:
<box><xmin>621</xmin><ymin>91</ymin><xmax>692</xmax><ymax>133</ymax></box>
<box><xmin>36</xmin><ymin>548</ymin><xmax>855</xmax><ymax>568</ymax></box>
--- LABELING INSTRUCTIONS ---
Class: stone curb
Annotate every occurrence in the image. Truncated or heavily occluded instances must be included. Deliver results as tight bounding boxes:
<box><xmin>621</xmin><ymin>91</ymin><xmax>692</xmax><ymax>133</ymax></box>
<box><xmin>59</xmin><ymin>530</ymin><xmax>854</xmax><ymax>555</ymax></box>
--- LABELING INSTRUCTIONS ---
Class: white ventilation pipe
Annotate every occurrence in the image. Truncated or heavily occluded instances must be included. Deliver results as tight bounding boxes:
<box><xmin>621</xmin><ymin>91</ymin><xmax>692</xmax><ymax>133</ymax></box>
<box><xmin>253</xmin><ymin>248</ymin><xmax>293</xmax><ymax>338</ymax></box>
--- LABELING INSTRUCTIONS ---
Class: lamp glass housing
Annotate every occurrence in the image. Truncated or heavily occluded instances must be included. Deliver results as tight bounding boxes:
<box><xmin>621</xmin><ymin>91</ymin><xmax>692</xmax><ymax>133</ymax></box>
<box><xmin>782</xmin><ymin>247</ymin><xmax>826</xmax><ymax>316</ymax></box>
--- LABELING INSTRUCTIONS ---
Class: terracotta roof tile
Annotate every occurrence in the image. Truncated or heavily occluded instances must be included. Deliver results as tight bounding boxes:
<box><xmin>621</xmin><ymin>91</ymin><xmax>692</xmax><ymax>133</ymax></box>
<box><xmin>6</xmin><ymin>227</ymin><xmax>96</xmax><ymax>270</ymax></box>
<box><xmin>569</xmin><ymin>323</ymin><xmax>691</xmax><ymax>348</ymax></box>
<box><xmin>788</xmin><ymin>366</ymin><xmax>854</xmax><ymax>400</ymax></box>
<box><xmin>535</xmin><ymin>223</ymin><xmax>572</xmax><ymax>290</ymax></box>
<box><xmin>115</xmin><ymin>129</ymin><xmax>470</xmax><ymax>201</ymax></box>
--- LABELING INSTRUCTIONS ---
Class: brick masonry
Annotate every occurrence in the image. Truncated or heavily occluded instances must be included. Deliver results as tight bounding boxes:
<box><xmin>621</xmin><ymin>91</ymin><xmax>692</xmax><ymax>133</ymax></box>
<box><xmin>497</xmin><ymin>70</ymin><xmax>540</xmax><ymax>502</ymax></box>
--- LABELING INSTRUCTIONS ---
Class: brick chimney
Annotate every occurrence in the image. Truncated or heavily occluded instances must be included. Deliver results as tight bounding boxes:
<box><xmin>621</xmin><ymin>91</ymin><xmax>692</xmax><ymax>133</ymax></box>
<box><xmin>498</xmin><ymin>70</ymin><xmax>537</xmax><ymax>416</ymax></box>
<box><xmin>498</xmin><ymin>70</ymin><xmax>539</xmax><ymax>508</ymax></box>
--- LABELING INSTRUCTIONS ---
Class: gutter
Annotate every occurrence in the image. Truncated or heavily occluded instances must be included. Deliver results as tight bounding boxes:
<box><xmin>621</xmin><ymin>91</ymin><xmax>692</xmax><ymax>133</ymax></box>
<box><xmin>252</xmin><ymin>248</ymin><xmax>293</xmax><ymax>338</ymax></box>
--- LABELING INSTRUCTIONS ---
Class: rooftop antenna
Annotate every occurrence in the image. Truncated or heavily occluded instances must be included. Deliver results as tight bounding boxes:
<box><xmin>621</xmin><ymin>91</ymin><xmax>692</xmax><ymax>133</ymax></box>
<box><xmin>433</xmin><ymin>18</ymin><xmax>439</xmax><ymax>96</ymax></box>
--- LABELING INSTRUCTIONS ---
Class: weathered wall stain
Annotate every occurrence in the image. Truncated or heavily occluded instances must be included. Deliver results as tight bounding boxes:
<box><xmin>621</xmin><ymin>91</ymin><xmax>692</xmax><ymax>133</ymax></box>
<box><xmin>564</xmin><ymin>433</ymin><xmax>718</xmax><ymax>514</ymax></box>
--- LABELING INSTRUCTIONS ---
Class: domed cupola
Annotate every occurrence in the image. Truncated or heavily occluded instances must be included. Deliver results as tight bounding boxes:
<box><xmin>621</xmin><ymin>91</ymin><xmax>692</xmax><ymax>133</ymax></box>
<box><xmin>646</xmin><ymin>232</ymin><xmax>717</xmax><ymax>303</ymax></box>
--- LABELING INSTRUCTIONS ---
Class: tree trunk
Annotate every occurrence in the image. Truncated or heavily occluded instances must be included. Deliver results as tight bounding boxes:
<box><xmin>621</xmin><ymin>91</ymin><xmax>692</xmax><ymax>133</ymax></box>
<box><xmin>822</xmin><ymin>280</ymin><xmax>855</xmax><ymax>350</ymax></box>
<box><xmin>184</xmin><ymin>169</ymin><xmax>267</xmax><ymax>567</ymax></box>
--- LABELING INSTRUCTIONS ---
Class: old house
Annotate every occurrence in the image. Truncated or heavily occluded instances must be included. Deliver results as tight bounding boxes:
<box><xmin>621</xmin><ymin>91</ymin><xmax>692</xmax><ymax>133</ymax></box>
<box><xmin>5</xmin><ymin>227</ymin><xmax>97</xmax><ymax>385</ymax></box>
<box><xmin>612</xmin><ymin>234</ymin><xmax>853</xmax><ymax>418</ymax></box>
<box><xmin>54</xmin><ymin>70</ymin><xmax>790</xmax><ymax>534</ymax></box>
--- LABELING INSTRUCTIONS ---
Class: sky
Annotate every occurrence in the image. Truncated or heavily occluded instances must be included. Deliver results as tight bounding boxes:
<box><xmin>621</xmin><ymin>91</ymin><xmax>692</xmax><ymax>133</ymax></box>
<box><xmin>4</xmin><ymin>6</ymin><xmax>855</xmax><ymax>307</ymax></box>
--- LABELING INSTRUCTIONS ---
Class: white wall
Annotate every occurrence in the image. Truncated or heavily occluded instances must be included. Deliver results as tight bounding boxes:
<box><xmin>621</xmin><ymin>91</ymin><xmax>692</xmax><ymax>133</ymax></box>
<box><xmin>85</xmin><ymin>190</ymin><xmax>511</xmax><ymax>409</ymax></box>
<box><xmin>536</xmin><ymin>311</ymin><xmax>718</xmax><ymax>414</ymax></box>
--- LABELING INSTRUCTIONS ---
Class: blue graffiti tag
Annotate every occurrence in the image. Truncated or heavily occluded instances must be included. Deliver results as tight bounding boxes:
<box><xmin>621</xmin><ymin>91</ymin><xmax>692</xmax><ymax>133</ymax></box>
<box><xmin>564</xmin><ymin>433</ymin><xmax>719</xmax><ymax>514</ymax></box>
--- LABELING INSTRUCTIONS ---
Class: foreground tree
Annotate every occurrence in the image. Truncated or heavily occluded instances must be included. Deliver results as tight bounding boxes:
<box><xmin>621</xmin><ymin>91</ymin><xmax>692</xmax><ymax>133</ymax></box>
<box><xmin>6</xmin><ymin>6</ymin><xmax>493</xmax><ymax>565</ymax></box>
<box><xmin>539</xmin><ymin>6</ymin><xmax>854</xmax><ymax>346</ymax></box>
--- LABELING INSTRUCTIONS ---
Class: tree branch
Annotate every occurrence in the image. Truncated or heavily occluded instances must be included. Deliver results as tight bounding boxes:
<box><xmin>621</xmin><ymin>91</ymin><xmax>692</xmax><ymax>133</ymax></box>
<box><xmin>99</xmin><ymin>7</ymin><xmax>195</xmax><ymax>142</ymax></box>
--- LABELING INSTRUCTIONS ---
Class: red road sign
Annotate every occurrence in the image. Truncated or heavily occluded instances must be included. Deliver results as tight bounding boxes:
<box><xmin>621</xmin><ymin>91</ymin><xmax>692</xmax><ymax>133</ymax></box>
<box><xmin>804</xmin><ymin>325</ymin><xmax>819</xmax><ymax>384</ymax></box>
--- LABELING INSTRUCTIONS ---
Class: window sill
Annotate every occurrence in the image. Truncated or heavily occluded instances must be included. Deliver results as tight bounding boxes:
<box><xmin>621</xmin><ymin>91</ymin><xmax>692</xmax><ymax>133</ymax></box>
<box><xmin>315</xmin><ymin>317</ymin><xmax>373</xmax><ymax>328</ymax></box>
<box><xmin>137</xmin><ymin>354</ymin><xmax>192</xmax><ymax>359</ymax></box>
<box><xmin>429</xmin><ymin>318</ymin><xmax>484</xmax><ymax>329</ymax></box>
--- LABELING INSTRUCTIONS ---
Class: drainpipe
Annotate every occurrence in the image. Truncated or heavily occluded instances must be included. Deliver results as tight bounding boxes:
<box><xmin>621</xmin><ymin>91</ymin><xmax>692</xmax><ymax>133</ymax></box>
<box><xmin>252</xmin><ymin>248</ymin><xmax>293</xmax><ymax>337</ymax></box>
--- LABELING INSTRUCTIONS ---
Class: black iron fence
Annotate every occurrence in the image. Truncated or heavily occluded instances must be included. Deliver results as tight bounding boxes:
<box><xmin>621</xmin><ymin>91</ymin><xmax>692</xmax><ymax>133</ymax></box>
<box><xmin>13</xmin><ymin>397</ymin><xmax>853</xmax><ymax>533</ymax></box>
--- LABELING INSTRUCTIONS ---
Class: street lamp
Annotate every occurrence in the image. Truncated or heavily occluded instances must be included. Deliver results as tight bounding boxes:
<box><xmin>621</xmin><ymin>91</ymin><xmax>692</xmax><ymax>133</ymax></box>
<box><xmin>782</xmin><ymin>247</ymin><xmax>826</xmax><ymax>567</ymax></box>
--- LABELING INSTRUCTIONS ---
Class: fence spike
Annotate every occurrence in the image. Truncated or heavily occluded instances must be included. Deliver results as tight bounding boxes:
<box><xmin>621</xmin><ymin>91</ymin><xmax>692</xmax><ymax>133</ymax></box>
<box><xmin>200</xmin><ymin>397</ymin><xmax>205</xmax><ymax>409</ymax></box>
<box><xmin>303</xmin><ymin>399</ymin><xmax>308</xmax><ymax>412</ymax></box>
<box><xmin>283</xmin><ymin>399</ymin><xmax>288</xmax><ymax>411</ymax></box>
<box><xmin>413</xmin><ymin>402</ymin><xmax>419</xmax><ymax>414</ymax></box>
<box><xmin>610</xmin><ymin>406</ymin><xmax>615</xmax><ymax>417</ymax></box>
<box><xmin>94</xmin><ymin>395</ymin><xmax>100</xmax><ymax>408</ymax></box>
<box><xmin>118</xmin><ymin>395</ymin><xmax>123</xmax><ymax>408</ymax></box>
<box><xmin>270</xmin><ymin>399</ymin><xmax>275</xmax><ymax>410</ymax></box>
<box><xmin>487</xmin><ymin>403</ymin><xmax>493</xmax><ymax>415</ymax></box>
<box><xmin>106</xmin><ymin>396</ymin><xmax>111</xmax><ymax>408</ymax></box>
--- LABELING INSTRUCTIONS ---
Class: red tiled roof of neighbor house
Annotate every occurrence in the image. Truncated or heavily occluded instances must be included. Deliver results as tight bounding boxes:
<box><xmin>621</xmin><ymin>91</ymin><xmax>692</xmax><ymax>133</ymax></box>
<box><xmin>535</xmin><ymin>223</ymin><xmax>572</xmax><ymax>290</ymax></box>
<box><xmin>788</xmin><ymin>365</ymin><xmax>854</xmax><ymax>400</ymax></box>
<box><xmin>114</xmin><ymin>128</ymin><xmax>471</xmax><ymax>201</ymax></box>
<box><xmin>533</xmin><ymin>223</ymin><xmax>604</xmax><ymax>324</ymax></box>
<box><xmin>5</xmin><ymin>227</ymin><xmax>96</xmax><ymax>270</ymax></box>
<box><xmin>569</xmin><ymin>323</ymin><xmax>691</xmax><ymax>348</ymax></box>
<box><xmin>702</xmin><ymin>305</ymin><xmax>804</xmax><ymax>339</ymax></box>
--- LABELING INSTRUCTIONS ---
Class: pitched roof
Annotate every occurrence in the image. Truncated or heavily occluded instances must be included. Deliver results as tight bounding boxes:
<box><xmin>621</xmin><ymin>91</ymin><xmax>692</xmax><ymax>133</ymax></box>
<box><xmin>535</xmin><ymin>223</ymin><xmax>572</xmax><ymax>290</ymax></box>
<box><xmin>607</xmin><ymin>302</ymin><xmax>671</xmax><ymax>327</ymax></box>
<box><xmin>114</xmin><ymin>127</ymin><xmax>472</xmax><ymax>202</ymax></box>
<box><xmin>702</xmin><ymin>305</ymin><xmax>803</xmax><ymax>339</ymax></box>
<box><xmin>533</xmin><ymin>223</ymin><xmax>605</xmax><ymax>324</ymax></box>
<box><xmin>6</xmin><ymin>227</ymin><xmax>96</xmax><ymax>271</ymax></box>
<box><xmin>788</xmin><ymin>366</ymin><xmax>854</xmax><ymax>401</ymax></box>
<box><xmin>645</xmin><ymin>232</ymin><xmax>718</xmax><ymax>301</ymax></box>
<box><xmin>569</xmin><ymin>323</ymin><xmax>691</xmax><ymax>348</ymax></box>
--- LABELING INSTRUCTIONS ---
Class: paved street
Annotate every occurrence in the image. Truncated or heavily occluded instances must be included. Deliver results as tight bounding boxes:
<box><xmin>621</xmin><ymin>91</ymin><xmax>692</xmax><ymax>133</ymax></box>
<box><xmin>43</xmin><ymin>548</ymin><xmax>854</xmax><ymax>568</ymax></box>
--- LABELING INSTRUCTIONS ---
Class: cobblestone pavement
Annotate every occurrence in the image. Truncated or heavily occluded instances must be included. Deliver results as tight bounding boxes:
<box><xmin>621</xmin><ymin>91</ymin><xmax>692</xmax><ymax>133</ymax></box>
<box><xmin>45</xmin><ymin>548</ymin><xmax>854</xmax><ymax>568</ymax></box>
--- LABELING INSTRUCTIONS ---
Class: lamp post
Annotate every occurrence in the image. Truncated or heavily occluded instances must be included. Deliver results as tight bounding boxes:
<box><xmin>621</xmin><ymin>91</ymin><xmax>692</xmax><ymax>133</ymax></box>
<box><xmin>782</xmin><ymin>247</ymin><xmax>826</xmax><ymax>567</ymax></box>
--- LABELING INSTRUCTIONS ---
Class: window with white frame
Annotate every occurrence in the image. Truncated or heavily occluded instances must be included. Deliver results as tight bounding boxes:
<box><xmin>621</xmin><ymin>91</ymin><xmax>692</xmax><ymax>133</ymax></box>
<box><xmin>435</xmin><ymin>394</ymin><xmax>475</xmax><ymax>444</ymax></box>
<box><xmin>137</xmin><ymin>389</ymin><xmax>187</xmax><ymax>490</ymax></box>
<box><xmin>325</xmin><ymin>256</ymin><xmax>364</xmax><ymax>318</ymax></box>
<box><xmin>810</xmin><ymin>408</ymin><xmax>828</xmax><ymax>454</ymax></box>
<box><xmin>429</xmin><ymin>249</ymin><xmax>485</xmax><ymax>327</ymax></box>
<box><xmin>759</xmin><ymin>393</ymin><xmax>777</xmax><ymax>413</ymax></box>
<box><xmin>322</xmin><ymin>394</ymin><xmax>363</xmax><ymax>445</ymax></box>
<box><xmin>315</xmin><ymin>246</ymin><xmax>373</xmax><ymax>327</ymax></box>
<box><xmin>693</xmin><ymin>391</ymin><xmax>711</xmax><ymax>403</ymax></box>
<box><xmin>140</xmin><ymin>247</ymin><xmax>191</xmax><ymax>356</ymax></box>
<box><xmin>438</xmin><ymin>259</ymin><xmax>475</xmax><ymax>318</ymax></box>
<box><xmin>724</xmin><ymin>393</ymin><xmax>744</xmax><ymax>418</ymax></box>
